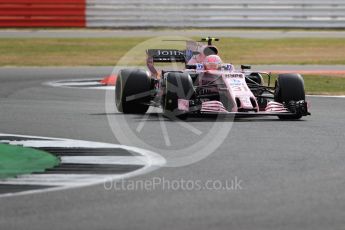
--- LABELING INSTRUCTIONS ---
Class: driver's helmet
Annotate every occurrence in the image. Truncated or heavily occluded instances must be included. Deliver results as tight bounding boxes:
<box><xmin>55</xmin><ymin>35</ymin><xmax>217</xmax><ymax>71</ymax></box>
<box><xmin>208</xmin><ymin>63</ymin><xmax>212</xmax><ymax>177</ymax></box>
<box><xmin>203</xmin><ymin>55</ymin><xmax>222</xmax><ymax>70</ymax></box>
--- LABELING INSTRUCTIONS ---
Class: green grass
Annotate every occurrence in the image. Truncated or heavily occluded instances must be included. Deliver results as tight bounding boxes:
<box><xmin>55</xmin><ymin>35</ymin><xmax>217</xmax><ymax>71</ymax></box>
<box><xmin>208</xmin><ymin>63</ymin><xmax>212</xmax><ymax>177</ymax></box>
<box><xmin>0</xmin><ymin>37</ymin><xmax>344</xmax><ymax>94</ymax></box>
<box><xmin>0</xmin><ymin>144</ymin><xmax>59</xmax><ymax>179</ymax></box>
<box><xmin>0</xmin><ymin>37</ymin><xmax>345</xmax><ymax>66</ymax></box>
<box><xmin>265</xmin><ymin>74</ymin><xmax>345</xmax><ymax>95</ymax></box>
<box><xmin>303</xmin><ymin>75</ymin><xmax>345</xmax><ymax>95</ymax></box>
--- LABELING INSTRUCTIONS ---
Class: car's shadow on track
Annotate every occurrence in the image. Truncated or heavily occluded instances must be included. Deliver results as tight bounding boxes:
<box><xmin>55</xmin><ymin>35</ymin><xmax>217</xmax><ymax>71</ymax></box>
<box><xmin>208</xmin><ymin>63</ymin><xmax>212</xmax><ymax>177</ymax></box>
<box><xmin>90</xmin><ymin>113</ymin><xmax>306</xmax><ymax>122</ymax></box>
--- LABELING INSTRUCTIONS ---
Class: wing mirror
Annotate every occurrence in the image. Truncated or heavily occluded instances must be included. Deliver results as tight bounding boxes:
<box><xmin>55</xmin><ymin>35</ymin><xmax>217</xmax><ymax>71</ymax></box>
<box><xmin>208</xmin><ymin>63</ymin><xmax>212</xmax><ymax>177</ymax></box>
<box><xmin>241</xmin><ymin>65</ymin><xmax>251</xmax><ymax>70</ymax></box>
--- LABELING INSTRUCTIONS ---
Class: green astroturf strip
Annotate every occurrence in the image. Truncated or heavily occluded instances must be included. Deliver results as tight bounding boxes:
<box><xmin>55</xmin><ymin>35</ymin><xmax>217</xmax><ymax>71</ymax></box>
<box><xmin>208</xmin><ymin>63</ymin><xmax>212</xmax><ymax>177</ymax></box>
<box><xmin>0</xmin><ymin>144</ymin><xmax>59</xmax><ymax>179</ymax></box>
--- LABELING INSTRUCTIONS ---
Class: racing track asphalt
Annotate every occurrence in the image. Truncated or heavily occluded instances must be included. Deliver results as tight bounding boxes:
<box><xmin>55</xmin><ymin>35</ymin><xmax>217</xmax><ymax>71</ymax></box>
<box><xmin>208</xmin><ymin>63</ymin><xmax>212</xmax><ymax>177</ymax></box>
<box><xmin>1</xmin><ymin>67</ymin><xmax>345</xmax><ymax>230</ymax></box>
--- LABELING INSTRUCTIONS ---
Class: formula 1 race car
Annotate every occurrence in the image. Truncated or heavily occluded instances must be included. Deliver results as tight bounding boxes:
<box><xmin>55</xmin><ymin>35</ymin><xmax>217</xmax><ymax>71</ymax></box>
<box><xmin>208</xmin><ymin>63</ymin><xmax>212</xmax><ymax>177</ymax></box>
<box><xmin>115</xmin><ymin>37</ymin><xmax>310</xmax><ymax>120</ymax></box>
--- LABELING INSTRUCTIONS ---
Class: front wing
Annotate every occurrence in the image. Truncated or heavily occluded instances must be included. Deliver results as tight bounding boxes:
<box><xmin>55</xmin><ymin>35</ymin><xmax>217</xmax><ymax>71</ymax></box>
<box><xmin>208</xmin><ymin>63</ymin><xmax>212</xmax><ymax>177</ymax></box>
<box><xmin>178</xmin><ymin>99</ymin><xmax>310</xmax><ymax>117</ymax></box>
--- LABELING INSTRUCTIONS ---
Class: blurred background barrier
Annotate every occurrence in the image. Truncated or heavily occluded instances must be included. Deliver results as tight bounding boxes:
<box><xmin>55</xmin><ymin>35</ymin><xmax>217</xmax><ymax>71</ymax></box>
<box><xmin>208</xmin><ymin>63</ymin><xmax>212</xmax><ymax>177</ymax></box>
<box><xmin>86</xmin><ymin>0</ymin><xmax>345</xmax><ymax>28</ymax></box>
<box><xmin>1</xmin><ymin>0</ymin><xmax>345</xmax><ymax>28</ymax></box>
<box><xmin>0</xmin><ymin>0</ymin><xmax>85</xmax><ymax>27</ymax></box>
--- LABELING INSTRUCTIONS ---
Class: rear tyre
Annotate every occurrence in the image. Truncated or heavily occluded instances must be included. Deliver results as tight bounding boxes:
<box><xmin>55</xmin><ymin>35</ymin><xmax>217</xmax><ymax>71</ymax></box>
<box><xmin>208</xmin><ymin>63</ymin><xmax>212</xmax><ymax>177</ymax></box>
<box><xmin>163</xmin><ymin>72</ymin><xmax>195</xmax><ymax>120</ymax></box>
<box><xmin>115</xmin><ymin>69</ymin><xmax>152</xmax><ymax>114</ymax></box>
<box><xmin>274</xmin><ymin>73</ymin><xmax>305</xmax><ymax>120</ymax></box>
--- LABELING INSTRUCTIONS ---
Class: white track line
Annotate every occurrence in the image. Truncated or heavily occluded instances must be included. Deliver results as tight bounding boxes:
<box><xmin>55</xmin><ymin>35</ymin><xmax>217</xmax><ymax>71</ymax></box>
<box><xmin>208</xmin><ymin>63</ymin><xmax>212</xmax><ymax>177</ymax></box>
<box><xmin>60</xmin><ymin>156</ymin><xmax>148</xmax><ymax>165</ymax></box>
<box><xmin>45</xmin><ymin>79</ymin><xmax>114</xmax><ymax>90</ymax></box>
<box><xmin>46</xmin><ymin>80</ymin><xmax>345</xmax><ymax>97</ymax></box>
<box><xmin>307</xmin><ymin>95</ymin><xmax>345</xmax><ymax>98</ymax></box>
<box><xmin>0</xmin><ymin>133</ymin><xmax>166</xmax><ymax>197</ymax></box>
<box><xmin>1</xmin><ymin>174</ymin><xmax>121</xmax><ymax>186</ymax></box>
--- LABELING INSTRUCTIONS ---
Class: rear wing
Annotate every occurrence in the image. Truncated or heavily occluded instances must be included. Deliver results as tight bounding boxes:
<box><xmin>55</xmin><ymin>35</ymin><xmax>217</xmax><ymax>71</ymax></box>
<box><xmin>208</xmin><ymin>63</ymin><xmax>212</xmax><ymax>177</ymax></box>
<box><xmin>146</xmin><ymin>49</ymin><xmax>186</xmax><ymax>63</ymax></box>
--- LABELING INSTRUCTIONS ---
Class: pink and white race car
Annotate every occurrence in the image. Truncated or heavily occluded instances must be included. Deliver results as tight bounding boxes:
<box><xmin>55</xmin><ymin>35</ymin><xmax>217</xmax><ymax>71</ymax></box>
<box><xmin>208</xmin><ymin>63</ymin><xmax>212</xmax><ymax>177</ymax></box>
<box><xmin>115</xmin><ymin>37</ymin><xmax>310</xmax><ymax>120</ymax></box>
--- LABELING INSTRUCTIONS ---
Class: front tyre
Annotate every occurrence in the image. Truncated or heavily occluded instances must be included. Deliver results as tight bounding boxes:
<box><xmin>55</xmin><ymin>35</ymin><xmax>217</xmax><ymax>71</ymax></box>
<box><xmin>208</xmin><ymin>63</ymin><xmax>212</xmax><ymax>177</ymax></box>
<box><xmin>163</xmin><ymin>72</ymin><xmax>195</xmax><ymax>120</ymax></box>
<box><xmin>274</xmin><ymin>73</ymin><xmax>306</xmax><ymax>120</ymax></box>
<box><xmin>115</xmin><ymin>69</ymin><xmax>152</xmax><ymax>114</ymax></box>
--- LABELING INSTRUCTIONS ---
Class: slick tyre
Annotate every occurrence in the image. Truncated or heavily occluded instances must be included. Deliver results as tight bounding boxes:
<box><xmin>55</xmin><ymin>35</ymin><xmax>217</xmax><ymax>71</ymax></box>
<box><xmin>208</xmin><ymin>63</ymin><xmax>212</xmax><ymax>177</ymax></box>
<box><xmin>116</xmin><ymin>69</ymin><xmax>152</xmax><ymax>114</ymax></box>
<box><xmin>274</xmin><ymin>73</ymin><xmax>305</xmax><ymax>120</ymax></box>
<box><xmin>163</xmin><ymin>72</ymin><xmax>195</xmax><ymax>120</ymax></box>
